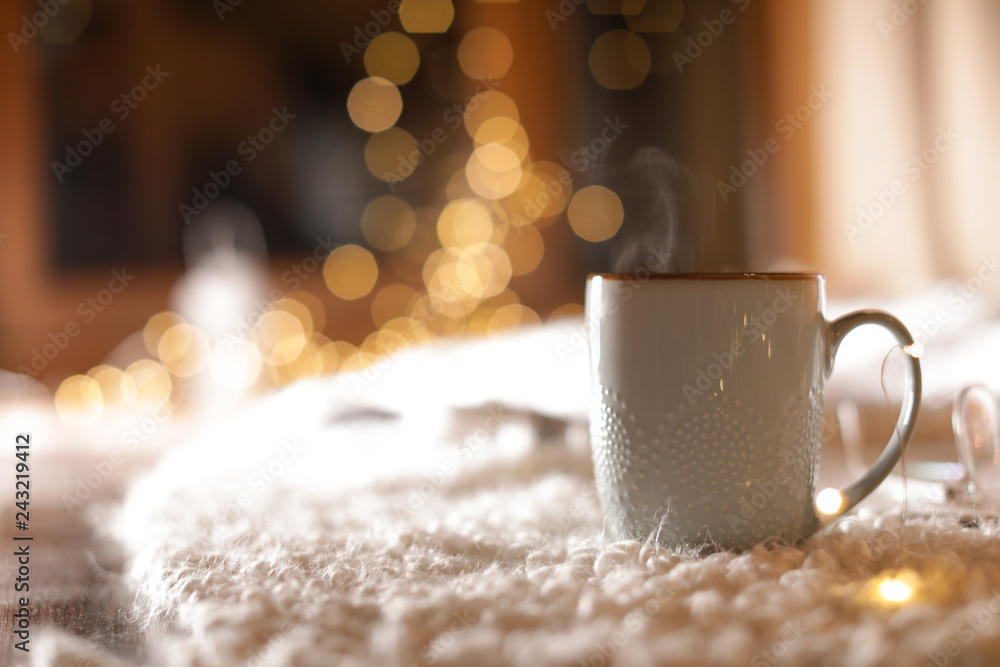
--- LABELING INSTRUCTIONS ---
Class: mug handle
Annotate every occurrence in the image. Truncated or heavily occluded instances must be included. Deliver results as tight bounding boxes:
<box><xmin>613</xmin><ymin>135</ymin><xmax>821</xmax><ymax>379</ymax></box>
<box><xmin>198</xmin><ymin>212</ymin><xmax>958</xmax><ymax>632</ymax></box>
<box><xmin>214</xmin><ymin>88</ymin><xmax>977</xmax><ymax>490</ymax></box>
<box><xmin>824</xmin><ymin>310</ymin><xmax>923</xmax><ymax>514</ymax></box>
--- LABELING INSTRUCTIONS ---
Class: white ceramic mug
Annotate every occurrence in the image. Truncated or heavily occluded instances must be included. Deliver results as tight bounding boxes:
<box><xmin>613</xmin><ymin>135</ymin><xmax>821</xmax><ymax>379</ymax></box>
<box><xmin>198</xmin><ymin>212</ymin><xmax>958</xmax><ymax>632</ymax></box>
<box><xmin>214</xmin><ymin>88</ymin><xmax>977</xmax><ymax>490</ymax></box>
<box><xmin>586</xmin><ymin>273</ymin><xmax>921</xmax><ymax>550</ymax></box>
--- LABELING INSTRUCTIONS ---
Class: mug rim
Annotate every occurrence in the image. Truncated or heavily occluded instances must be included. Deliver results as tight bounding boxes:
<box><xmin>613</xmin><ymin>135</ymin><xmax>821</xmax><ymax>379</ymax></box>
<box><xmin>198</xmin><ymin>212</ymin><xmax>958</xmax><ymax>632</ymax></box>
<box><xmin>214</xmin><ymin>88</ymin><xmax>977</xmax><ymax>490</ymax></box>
<box><xmin>588</xmin><ymin>272</ymin><xmax>822</xmax><ymax>281</ymax></box>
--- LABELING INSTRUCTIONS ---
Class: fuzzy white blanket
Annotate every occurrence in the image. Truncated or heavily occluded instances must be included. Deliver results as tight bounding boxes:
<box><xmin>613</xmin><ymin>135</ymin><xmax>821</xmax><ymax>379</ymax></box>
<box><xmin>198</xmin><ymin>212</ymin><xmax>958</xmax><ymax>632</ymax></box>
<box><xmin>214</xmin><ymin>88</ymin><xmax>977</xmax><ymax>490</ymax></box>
<box><xmin>34</xmin><ymin>323</ymin><xmax>1000</xmax><ymax>667</ymax></box>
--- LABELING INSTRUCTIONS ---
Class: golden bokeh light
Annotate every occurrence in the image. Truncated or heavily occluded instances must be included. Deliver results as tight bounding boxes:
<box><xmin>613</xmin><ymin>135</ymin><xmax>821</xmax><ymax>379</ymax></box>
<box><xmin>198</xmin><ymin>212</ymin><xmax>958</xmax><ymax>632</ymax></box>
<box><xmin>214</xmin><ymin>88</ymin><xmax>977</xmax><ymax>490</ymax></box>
<box><xmin>465</xmin><ymin>308</ymin><xmax>494</xmax><ymax>336</ymax></box>
<box><xmin>88</xmin><ymin>365</ymin><xmax>138</xmax><ymax>410</ymax></box>
<box><xmin>317</xmin><ymin>341</ymin><xmax>345</xmax><ymax>374</ymax></box>
<box><xmin>864</xmin><ymin>569</ymin><xmax>924</xmax><ymax>607</ymax></box>
<box><xmin>445</xmin><ymin>167</ymin><xmax>478</xmax><ymax>200</ymax></box>
<box><xmin>328</xmin><ymin>340</ymin><xmax>361</xmax><ymax>371</ymax></box>
<box><xmin>587</xmin><ymin>0</ymin><xmax>646</xmax><ymax>13</ymax></box>
<box><xmin>273</xmin><ymin>298</ymin><xmax>315</xmax><ymax>336</ymax></box>
<box><xmin>457</xmin><ymin>27</ymin><xmax>514</xmax><ymax>80</ymax></box>
<box><xmin>254</xmin><ymin>310</ymin><xmax>308</xmax><ymax>366</ymax></box>
<box><xmin>339</xmin><ymin>349</ymin><xmax>379</xmax><ymax>373</ymax></box>
<box><xmin>390</xmin><ymin>219</ymin><xmax>440</xmax><ymax>282</ymax></box>
<box><xmin>361</xmin><ymin>330</ymin><xmax>383</xmax><ymax>359</ymax></box>
<box><xmin>503</xmin><ymin>224</ymin><xmax>544</xmax><ymax>276</ymax></box>
<box><xmin>476</xmin><ymin>243</ymin><xmax>513</xmax><ymax>299</ymax></box>
<box><xmin>273</xmin><ymin>333</ymin><xmax>332</xmax><ymax>384</ymax></box>
<box><xmin>408</xmin><ymin>294</ymin><xmax>466</xmax><ymax>336</ymax></box>
<box><xmin>486</xmin><ymin>202</ymin><xmax>511</xmax><ymax>246</ymax></box>
<box><xmin>157</xmin><ymin>323</ymin><xmax>210</xmax><ymax>378</ymax></box>
<box><xmin>125</xmin><ymin>359</ymin><xmax>173</xmax><ymax>405</ymax></box>
<box><xmin>529</xmin><ymin>161</ymin><xmax>573</xmax><ymax>219</ymax></box>
<box><xmin>143</xmin><ymin>311</ymin><xmax>184</xmax><ymax>358</ymax></box>
<box><xmin>437</xmin><ymin>199</ymin><xmax>495</xmax><ymax>248</ymax></box>
<box><xmin>568</xmin><ymin>185</ymin><xmax>624</xmax><ymax>242</ymax></box>
<box><xmin>372</xmin><ymin>283</ymin><xmax>420</xmax><ymax>328</ymax></box>
<box><xmin>424</xmin><ymin>243</ymin><xmax>513</xmax><ymax>311</ymax></box>
<box><xmin>487</xmin><ymin>303</ymin><xmax>540</xmax><ymax>335</ymax></box>
<box><xmin>474</xmin><ymin>116</ymin><xmax>529</xmax><ymax>162</ymax></box>
<box><xmin>485</xmin><ymin>288</ymin><xmax>521</xmax><ymax>309</ymax></box>
<box><xmin>502</xmin><ymin>161</ymin><xmax>573</xmax><ymax>227</ymax></box>
<box><xmin>589</xmin><ymin>30</ymin><xmax>651</xmax><ymax>90</ymax></box>
<box><xmin>374</xmin><ymin>316</ymin><xmax>431</xmax><ymax>356</ymax></box>
<box><xmin>399</xmin><ymin>0</ymin><xmax>455</xmax><ymax>33</ymax></box>
<box><xmin>364</xmin><ymin>128</ymin><xmax>419</xmax><ymax>184</ymax></box>
<box><xmin>347</xmin><ymin>77</ymin><xmax>403</xmax><ymax>133</ymax></box>
<box><xmin>625</xmin><ymin>0</ymin><xmax>684</xmax><ymax>32</ymax></box>
<box><xmin>285</xmin><ymin>290</ymin><xmax>326</xmax><ymax>334</ymax></box>
<box><xmin>815</xmin><ymin>488</ymin><xmax>846</xmax><ymax>516</ymax></box>
<box><xmin>877</xmin><ymin>578</ymin><xmax>912</xmax><ymax>604</ymax></box>
<box><xmin>466</xmin><ymin>144</ymin><xmax>523</xmax><ymax>199</ymax></box>
<box><xmin>364</xmin><ymin>32</ymin><xmax>421</xmax><ymax>85</ymax></box>
<box><xmin>466</xmin><ymin>291</ymin><xmax>520</xmax><ymax>336</ymax></box>
<box><xmin>549</xmin><ymin>303</ymin><xmax>585</xmax><ymax>320</ymax></box>
<box><xmin>362</xmin><ymin>195</ymin><xmax>418</xmax><ymax>251</ymax></box>
<box><xmin>324</xmin><ymin>244</ymin><xmax>379</xmax><ymax>300</ymax></box>
<box><xmin>208</xmin><ymin>339</ymin><xmax>262</xmax><ymax>391</ymax></box>
<box><xmin>54</xmin><ymin>374</ymin><xmax>103</xmax><ymax>424</ymax></box>
<box><xmin>463</xmin><ymin>91</ymin><xmax>519</xmax><ymax>138</ymax></box>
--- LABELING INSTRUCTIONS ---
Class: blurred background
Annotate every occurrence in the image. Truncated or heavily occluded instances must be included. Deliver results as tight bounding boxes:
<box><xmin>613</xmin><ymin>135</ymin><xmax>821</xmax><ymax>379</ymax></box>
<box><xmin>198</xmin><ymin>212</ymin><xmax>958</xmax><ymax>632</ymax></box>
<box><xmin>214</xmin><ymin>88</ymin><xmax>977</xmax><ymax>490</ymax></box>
<box><xmin>1</xmin><ymin>0</ymin><xmax>999</xmax><ymax>417</ymax></box>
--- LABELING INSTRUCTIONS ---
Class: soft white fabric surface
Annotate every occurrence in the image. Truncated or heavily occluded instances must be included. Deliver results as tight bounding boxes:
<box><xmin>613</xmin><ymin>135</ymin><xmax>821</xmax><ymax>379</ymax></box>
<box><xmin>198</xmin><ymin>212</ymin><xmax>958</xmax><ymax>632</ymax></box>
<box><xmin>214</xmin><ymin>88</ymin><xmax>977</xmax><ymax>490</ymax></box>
<box><xmin>34</xmin><ymin>321</ymin><xmax>1000</xmax><ymax>667</ymax></box>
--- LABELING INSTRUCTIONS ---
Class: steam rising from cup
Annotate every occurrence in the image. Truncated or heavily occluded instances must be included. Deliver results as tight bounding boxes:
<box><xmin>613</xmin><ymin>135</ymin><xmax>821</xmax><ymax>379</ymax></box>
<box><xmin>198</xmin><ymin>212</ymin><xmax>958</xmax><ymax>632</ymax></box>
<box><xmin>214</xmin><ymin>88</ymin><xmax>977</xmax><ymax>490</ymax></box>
<box><xmin>609</xmin><ymin>147</ymin><xmax>711</xmax><ymax>274</ymax></box>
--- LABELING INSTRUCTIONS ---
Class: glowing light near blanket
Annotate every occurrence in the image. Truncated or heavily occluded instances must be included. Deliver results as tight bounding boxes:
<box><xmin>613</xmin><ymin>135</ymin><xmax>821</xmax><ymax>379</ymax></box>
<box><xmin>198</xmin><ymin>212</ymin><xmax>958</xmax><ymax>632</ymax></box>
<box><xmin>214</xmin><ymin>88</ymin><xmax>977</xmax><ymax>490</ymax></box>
<box><xmin>815</xmin><ymin>487</ymin><xmax>845</xmax><ymax>516</ymax></box>
<box><xmin>54</xmin><ymin>375</ymin><xmax>103</xmax><ymax>424</ymax></box>
<box><xmin>877</xmin><ymin>577</ymin><xmax>912</xmax><ymax>603</ymax></box>
<box><xmin>88</xmin><ymin>365</ymin><xmax>137</xmax><ymax>410</ymax></box>
<box><xmin>126</xmin><ymin>359</ymin><xmax>173</xmax><ymax>405</ymax></box>
<box><xmin>903</xmin><ymin>343</ymin><xmax>924</xmax><ymax>358</ymax></box>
